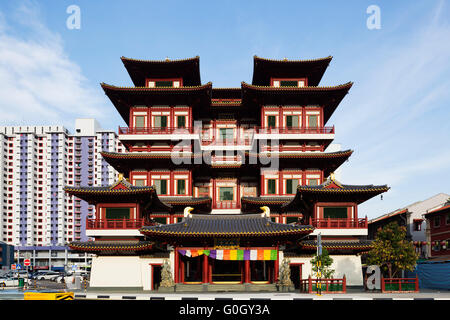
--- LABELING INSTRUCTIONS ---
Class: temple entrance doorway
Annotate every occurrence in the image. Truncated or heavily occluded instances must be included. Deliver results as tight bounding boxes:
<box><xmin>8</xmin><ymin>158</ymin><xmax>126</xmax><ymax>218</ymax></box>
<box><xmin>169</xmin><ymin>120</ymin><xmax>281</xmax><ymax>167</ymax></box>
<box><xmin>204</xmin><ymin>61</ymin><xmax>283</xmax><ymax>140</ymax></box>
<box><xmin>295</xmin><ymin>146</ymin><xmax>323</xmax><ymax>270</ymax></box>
<box><xmin>250</xmin><ymin>261</ymin><xmax>275</xmax><ymax>283</ymax></box>
<box><xmin>289</xmin><ymin>263</ymin><xmax>303</xmax><ymax>289</ymax></box>
<box><xmin>150</xmin><ymin>264</ymin><xmax>162</xmax><ymax>290</ymax></box>
<box><xmin>181</xmin><ymin>256</ymin><xmax>203</xmax><ymax>283</ymax></box>
<box><xmin>211</xmin><ymin>260</ymin><xmax>242</xmax><ymax>283</ymax></box>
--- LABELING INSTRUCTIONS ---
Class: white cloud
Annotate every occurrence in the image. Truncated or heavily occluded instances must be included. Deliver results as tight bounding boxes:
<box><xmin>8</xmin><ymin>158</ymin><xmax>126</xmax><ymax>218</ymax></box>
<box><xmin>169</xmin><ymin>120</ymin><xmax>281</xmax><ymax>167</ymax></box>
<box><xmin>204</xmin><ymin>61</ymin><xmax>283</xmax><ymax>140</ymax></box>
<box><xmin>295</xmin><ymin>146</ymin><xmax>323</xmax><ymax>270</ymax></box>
<box><xmin>0</xmin><ymin>1</ymin><xmax>108</xmax><ymax>130</ymax></box>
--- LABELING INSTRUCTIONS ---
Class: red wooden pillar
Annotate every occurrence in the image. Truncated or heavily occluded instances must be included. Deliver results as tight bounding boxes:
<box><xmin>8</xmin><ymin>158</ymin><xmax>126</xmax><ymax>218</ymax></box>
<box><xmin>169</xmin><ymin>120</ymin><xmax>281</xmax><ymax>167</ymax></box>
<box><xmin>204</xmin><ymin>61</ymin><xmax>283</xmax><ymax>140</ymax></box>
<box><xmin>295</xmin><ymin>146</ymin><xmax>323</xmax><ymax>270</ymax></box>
<box><xmin>244</xmin><ymin>259</ymin><xmax>250</xmax><ymax>283</ymax></box>
<box><xmin>308</xmin><ymin>276</ymin><xmax>312</xmax><ymax>293</ymax></box>
<box><xmin>274</xmin><ymin>247</ymin><xmax>279</xmax><ymax>283</ymax></box>
<box><xmin>236</xmin><ymin>179</ymin><xmax>241</xmax><ymax>208</ymax></box>
<box><xmin>174</xmin><ymin>247</ymin><xmax>179</xmax><ymax>283</ymax></box>
<box><xmin>169</xmin><ymin>171</ymin><xmax>174</xmax><ymax>196</ymax></box>
<box><xmin>278</xmin><ymin>172</ymin><xmax>283</xmax><ymax>196</ymax></box>
<box><xmin>202</xmin><ymin>253</ymin><xmax>208</xmax><ymax>283</ymax></box>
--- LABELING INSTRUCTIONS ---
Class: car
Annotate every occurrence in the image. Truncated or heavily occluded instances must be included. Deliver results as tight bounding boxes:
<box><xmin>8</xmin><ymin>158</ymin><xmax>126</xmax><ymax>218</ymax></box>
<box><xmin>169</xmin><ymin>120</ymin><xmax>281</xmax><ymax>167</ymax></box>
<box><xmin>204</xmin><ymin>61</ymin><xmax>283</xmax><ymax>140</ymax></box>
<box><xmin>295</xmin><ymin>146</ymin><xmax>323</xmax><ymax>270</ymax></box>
<box><xmin>36</xmin><ymin>271</ymin><xmax>60</xmax><ymax>280</ymax></box>
<box><xmin>0</xmin><ymin>277</ymin><xmax>31</xmax><ymax>287</ymax></box>
<box><xmin>29</xmin><ymin>270</ymin><xmax>58</xmax><ymax>280</ymax></box>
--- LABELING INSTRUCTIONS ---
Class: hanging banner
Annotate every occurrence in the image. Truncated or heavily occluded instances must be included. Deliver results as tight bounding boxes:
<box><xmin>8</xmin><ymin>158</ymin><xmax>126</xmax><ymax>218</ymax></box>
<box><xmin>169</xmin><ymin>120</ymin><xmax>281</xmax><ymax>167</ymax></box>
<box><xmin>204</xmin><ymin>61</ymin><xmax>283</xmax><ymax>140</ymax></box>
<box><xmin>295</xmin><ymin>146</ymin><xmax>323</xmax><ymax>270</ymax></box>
<box><xmin>177</xmin><ymin>249</ymin><xmax>277</xmax><ymax>261</ymax></box>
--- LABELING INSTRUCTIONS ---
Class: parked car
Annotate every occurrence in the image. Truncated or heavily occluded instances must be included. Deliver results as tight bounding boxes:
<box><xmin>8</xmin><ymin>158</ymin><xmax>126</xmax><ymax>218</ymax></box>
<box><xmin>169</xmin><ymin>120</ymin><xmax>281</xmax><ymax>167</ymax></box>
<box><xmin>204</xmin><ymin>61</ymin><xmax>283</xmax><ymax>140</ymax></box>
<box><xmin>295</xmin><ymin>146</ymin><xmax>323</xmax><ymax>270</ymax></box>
<box><xmin>0</xmin><ymin>277</ymin><xmax>31</xmax><ymax>287</ymax></box>
<box><xmin>30</xmin><ymin>270</ymin><xmax>60</xmax><ymax>280</ymax></box>
<box><xmin>37</xmin><ymin>271</ymin><xmax>60</xmax><ymax>280</ymax></box>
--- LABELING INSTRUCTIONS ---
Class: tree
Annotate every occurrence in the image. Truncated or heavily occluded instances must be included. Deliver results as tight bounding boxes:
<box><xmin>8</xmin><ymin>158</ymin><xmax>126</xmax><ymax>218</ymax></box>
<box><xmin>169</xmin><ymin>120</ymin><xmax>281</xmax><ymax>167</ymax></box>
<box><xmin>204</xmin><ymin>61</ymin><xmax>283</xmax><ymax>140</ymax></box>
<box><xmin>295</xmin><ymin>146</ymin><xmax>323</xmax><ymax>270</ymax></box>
<box><xmin>310</xmin><ymin>248</ymin><xmax>335</xmax><ymax>278</ymax></box>
<box><xmin>366</xmin><ymin>221</ymin><xmax>418</xmax><ymax>278</ymax></box>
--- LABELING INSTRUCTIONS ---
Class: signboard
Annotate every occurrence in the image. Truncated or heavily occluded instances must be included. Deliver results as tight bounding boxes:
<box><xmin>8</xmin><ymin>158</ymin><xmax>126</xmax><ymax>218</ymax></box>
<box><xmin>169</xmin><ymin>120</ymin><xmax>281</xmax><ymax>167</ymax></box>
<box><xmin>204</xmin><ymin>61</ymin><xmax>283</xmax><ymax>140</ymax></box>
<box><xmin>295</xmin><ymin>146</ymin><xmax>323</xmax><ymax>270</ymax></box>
<box><xmin>11</xmin><ymin>264</ymin><xmax>16</xmax><ymax>270</ymax></box>
<box><xmin>214</xmin><ymin>238</ymin><xmax>240</xmax><ymax>249</ymax></box>
<box><xmin>317</xmin><ymin>233</ymin><xmax>322</xmax><ymax>256</ymax></box>
<box><xmin>24</xmin><ymin>259</ymin><xmax>31</xmax><ymax>267</ymax></box>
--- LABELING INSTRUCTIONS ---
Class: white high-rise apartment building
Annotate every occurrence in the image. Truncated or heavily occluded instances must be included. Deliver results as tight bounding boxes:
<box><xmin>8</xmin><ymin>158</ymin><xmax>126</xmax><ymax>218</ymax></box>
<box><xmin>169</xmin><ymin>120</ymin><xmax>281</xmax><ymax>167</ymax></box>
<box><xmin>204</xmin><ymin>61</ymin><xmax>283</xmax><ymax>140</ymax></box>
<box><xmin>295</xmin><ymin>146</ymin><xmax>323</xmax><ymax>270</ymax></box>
<box><xmin>0</xmin><ymin>119</ymin><xmax>125</xmax><ymax>270</ymax></box>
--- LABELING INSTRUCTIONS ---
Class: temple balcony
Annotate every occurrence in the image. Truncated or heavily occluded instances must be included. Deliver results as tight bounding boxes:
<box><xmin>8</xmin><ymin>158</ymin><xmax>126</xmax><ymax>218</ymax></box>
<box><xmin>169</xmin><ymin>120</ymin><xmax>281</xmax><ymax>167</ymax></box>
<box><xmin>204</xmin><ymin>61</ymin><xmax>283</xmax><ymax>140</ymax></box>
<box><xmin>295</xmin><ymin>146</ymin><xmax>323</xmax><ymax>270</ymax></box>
<box><xmin>85</xmin><ymin>218</ymin><xmax>145</xmax><ymax>237</ymax></box>
<box><xmin>254</xmin><ymin>126</ymin><xmax>335</xmax><ymax>141</ymax></box>
<box><xmin>213</xmin><ymin>201</ymin><xmax>241</xmax><ymax>210</ymax></box>
<box><xmin>308</xmin><ymin>217</ymin><xmax>368</xmax><ymax>236</ymax></box>
<box><xmin>118</xmin><ymin>126</ymin><xmax>199</xmax><ymax>141</ymax></box>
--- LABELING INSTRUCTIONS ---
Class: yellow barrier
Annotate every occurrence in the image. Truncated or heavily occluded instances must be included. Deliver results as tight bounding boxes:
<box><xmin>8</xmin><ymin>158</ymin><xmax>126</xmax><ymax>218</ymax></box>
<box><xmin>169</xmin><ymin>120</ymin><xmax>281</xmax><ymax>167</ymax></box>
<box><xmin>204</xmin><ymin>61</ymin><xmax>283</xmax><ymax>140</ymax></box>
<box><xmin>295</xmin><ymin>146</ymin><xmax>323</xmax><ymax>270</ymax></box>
<box><xmin>24</xmin><ymin>292</ymin><xmax>74</xmax><ymax>300</ymax></box>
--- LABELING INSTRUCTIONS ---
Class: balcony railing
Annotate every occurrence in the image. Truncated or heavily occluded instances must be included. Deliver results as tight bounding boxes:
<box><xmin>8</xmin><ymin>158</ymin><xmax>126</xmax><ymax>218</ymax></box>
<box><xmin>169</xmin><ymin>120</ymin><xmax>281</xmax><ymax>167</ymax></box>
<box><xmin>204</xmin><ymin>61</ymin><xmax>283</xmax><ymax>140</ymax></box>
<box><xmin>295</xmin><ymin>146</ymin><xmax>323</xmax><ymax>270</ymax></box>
<box><xmin>86</xmin><ymin>218</ymin><xmax>145</xmax><ymax>230</ymax></box>
<box><xmin>201</xmin><ymin>137</ymin><xmax>253</xmax><ymax>146</ymax></box>
<box><xmin>118</xmin><ymin>126</ymin><xmax>334</xmax><ymax>136</ymax></box>
<box><xmin>309</xmin><ymin>217</ymin><xmax>368</xmax><ymax>229</ymax></box>
<box><xmin>119</xmin><ymin>126</ymin><xmax>195</xmax><ymax>134</ymax></box>
<box><xmin>256</xmin><ymin>126</ymin><xmax>335</xmax><ymax>134</ymax></box>
<box><xmin>214</xmin><ymin>201</ymin><xmax>240</xmax><ymax>209</ymax></box>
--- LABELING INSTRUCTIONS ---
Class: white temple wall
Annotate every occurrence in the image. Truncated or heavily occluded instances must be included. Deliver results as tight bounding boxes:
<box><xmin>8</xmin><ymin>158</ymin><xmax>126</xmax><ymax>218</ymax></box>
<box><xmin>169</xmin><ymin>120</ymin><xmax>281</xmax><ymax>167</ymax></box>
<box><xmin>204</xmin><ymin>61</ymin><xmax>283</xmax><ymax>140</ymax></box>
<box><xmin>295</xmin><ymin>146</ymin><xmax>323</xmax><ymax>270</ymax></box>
<box><xmin>89</xmin><ymin>254</ymin><xmax>174</xmax><ymax>290</ymax></box>
<box><xmin>90</xmin><ymin>256</ymin><xmax>143</xmax><ymax>288</ymax></box>
<box><xmin>288</xmin><ymin>254</ymin><xmax>363</xmax><ymax>286</ymax></box>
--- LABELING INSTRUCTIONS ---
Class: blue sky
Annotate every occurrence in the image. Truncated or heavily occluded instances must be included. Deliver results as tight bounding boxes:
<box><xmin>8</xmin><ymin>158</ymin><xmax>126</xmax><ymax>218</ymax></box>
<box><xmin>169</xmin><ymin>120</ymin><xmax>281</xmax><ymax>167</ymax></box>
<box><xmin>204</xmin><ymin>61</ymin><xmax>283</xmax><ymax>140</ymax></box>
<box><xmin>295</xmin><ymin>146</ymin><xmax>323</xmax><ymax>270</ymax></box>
<box><xmin>0</xmin><ymin>0</ymin><xmax>449</xmax><ymax>218</ymax></box>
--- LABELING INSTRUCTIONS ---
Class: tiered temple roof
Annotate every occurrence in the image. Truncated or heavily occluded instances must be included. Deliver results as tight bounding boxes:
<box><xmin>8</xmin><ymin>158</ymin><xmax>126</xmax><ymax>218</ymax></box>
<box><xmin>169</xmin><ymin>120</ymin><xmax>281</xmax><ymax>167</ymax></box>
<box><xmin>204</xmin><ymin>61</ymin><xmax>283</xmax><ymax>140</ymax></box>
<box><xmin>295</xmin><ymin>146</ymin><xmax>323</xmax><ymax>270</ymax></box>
<box><xmin>121</xmin><ymin>56</ymin><xmax>201</xmax><ymax>87</ymax></box>
<box><xmin>252</xmin><ymin>56</ymin><xmax>333</xmax><ymax>86</ymax></box>
<box><xmin>139</xmin><ymin>213</ymin><xmax>314</xmax><ymax>240</ymax></box>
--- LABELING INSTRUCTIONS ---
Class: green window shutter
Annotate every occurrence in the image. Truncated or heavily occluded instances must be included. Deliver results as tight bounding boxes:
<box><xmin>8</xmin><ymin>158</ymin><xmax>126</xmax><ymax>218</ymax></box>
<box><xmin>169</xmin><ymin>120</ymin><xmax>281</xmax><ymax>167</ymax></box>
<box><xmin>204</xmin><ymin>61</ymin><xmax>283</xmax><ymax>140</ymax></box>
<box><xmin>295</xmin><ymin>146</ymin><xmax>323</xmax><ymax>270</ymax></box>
<box><xmin>177</xmin><ymin>116</ymin><xmax>186</xmax><ymax>128</ymax></box>
<box><xmin>161</xmin><ymin>116</ymin><xmax>167</xmax><ymax>128</ymax></box>
<box><xmin>105</xmin><ymin>208</ymin><xmax>130</xmax><ymax>219</ymax></box>
<box><xmin>323</xmin><ymin>207</ymin><xmax>348</xmax><ymax>219</ymax></box>
<box><xmin>134</xmin><ymin>116</ymin><xmax>145</xmax><ymax>128</ymax></box>
<box><xmin>286</xmin><ymin>115</ymin><xmax>299</xmax><ymax>128</ymax></box>
<box><xmin>286</xmin><ymin>217</ymin><xmax>299</xmax><ymax>224</ymax></box>
<box><xmin>286</xmin><ymin>179</ymin><xmax>292</xmax><ymax>194</ymax></box>
<box><xmin>155</xmin><ymin>116</ymin><xmax>168</xmax><ymax>128</ymax></box>
<box><xmin>267</xmin><ymin>179</ymin><xmax>276</xmax><ymax>194</ymax></box>
<box><xmin>153</xmin><ymin>217</ymin><xmax>167</xmax><ymax>224</ymax></box>
<box><xmin>155</xmin><ymin>180</ymin><xmax>167</xmax><ymax>195</ymax></box>
<box><xmin>286</xmin><ymin>179</ymin><xmax>298</xmax><ymax>194</ymax></box>
<box><xmin>177</xmin><ymin>180</ymin><xmax>186</xmax><ymax>194</ymax></box>
<box><xmin>308</xmin><ymin>115</ymin><xmax>318</xmax><ymax>128</ymax></box>
<box><xmin>268</xmin><ymin>116</ymin><xmax>277</xmax><ymax>128</ymax></box>
<box><xmin>134</xmin><ymin>179</ymin><xmax>146</xmax><ymax>187</ymax></box>
<box><xmin>155</xmin><ymin>81</ymin><xmax>173</xmax><ymax>87</ymax></box>
<box><xmin>219</xmin><ymin>187</ymin><xmax>234</xmax><ymax>201</ymax></box>
<box><xmin>280</xmin><ymin>80</ymin><xmax>298</xmax><ymax>87</ymax></box>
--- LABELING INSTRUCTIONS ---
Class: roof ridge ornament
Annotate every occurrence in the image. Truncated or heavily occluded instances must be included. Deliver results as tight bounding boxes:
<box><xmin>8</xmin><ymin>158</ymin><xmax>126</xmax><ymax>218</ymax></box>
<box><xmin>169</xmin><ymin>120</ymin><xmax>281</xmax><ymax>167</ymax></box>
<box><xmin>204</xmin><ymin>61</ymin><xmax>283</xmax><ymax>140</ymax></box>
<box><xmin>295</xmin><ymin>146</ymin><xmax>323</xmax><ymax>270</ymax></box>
<box><xmin>260</xmin><ymin>206</ymin><xmax>270</xmax><ymax>218</ymax></box>
<box><xmin>184</xmin><ymin>206</ymin><xmax>194</xmax><ymax>218</ymax></box>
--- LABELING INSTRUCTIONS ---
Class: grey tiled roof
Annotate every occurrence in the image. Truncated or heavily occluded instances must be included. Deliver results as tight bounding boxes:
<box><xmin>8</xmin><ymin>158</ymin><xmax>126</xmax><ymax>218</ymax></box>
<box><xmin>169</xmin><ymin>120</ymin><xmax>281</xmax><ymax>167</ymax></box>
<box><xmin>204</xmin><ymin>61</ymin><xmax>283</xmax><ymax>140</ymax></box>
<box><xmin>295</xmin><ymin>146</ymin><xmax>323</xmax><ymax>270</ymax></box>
<box><xmin>140</xmin><ymin>214</ymin><xmax>314</xmax><ymax>237</ymax></box>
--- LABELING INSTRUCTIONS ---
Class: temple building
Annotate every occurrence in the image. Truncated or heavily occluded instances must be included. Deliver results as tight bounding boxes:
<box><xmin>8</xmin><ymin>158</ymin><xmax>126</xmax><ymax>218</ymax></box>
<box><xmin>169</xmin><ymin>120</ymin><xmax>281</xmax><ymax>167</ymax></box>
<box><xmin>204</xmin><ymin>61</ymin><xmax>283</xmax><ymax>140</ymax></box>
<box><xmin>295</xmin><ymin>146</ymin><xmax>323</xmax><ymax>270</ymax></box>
<box><xmin>65</xmin><ymin>55</ymin><xmax>389</xmax><ymax>291</ymax></box>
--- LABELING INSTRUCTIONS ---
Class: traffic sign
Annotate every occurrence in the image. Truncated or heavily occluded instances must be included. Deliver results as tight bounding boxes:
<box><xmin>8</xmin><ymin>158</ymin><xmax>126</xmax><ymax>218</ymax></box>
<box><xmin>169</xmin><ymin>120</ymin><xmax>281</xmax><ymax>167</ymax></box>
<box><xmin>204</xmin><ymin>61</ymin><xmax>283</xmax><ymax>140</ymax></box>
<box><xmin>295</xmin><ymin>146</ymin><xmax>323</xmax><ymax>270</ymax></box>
<box><xmin>11</xmin><ymin>264</ymin><xmax>16</xmax><ymax>270</ymax></box>
<box><xmin>24</xmin><ymin>259</ymin><xmax>31</xmax><ymax>266</ymax></box>
<box><xmin>16</xmin><ymin>264</ymin><xmax>22</xmax><ymax>270</ymax></box>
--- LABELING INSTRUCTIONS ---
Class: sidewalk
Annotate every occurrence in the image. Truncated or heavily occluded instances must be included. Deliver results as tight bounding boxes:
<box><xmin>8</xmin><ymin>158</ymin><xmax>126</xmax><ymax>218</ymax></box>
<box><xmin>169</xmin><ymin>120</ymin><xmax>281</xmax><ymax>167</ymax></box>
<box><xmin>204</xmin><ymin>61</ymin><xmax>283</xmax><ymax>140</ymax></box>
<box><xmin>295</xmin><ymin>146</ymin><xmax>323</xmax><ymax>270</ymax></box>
<box><xmin>72</xmin><ymin>288</ymin><xmax>450</xmax><ymax>300</ymax></box>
